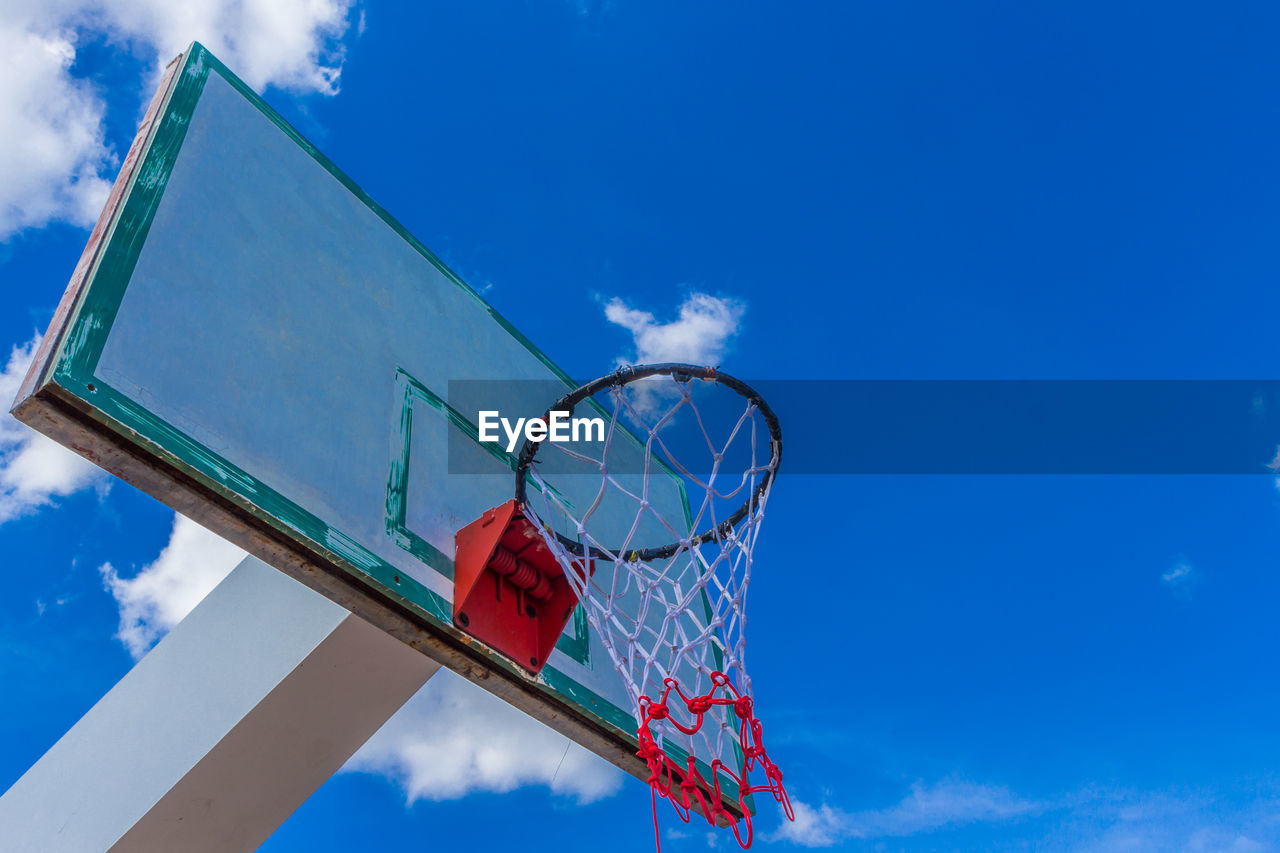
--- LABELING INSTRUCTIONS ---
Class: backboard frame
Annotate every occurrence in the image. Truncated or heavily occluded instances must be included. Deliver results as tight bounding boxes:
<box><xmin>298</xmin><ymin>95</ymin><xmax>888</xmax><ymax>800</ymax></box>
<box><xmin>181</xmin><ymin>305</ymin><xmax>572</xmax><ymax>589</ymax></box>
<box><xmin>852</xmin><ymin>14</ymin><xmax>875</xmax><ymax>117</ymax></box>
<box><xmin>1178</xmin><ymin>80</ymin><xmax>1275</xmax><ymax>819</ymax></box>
<box><xmin>10</xmin><ymin>42</ymin><xmax>744</xmax><ymax>811</ymax></box>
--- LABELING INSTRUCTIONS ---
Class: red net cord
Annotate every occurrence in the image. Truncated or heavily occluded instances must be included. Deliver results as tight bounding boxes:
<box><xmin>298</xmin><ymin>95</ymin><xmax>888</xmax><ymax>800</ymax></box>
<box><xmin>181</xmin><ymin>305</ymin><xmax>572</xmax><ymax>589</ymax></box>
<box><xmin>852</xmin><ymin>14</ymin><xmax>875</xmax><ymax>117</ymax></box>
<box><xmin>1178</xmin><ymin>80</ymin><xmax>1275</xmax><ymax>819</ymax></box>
<box><xmin>636</xmin><ymin>672</ymin><xmax>793</xmax><ymax>850</ymax></box>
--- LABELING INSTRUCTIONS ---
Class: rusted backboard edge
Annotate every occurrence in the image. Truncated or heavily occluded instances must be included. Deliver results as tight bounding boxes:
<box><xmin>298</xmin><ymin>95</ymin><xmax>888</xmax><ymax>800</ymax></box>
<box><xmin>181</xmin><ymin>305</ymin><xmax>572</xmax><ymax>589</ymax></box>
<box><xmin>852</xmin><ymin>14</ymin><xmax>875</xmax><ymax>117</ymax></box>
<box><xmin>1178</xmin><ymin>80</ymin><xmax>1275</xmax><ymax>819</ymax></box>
<box><xmin>14</xmin><ymin>52</ymin><xmax>186</xmax><ymax>407</ymax></box>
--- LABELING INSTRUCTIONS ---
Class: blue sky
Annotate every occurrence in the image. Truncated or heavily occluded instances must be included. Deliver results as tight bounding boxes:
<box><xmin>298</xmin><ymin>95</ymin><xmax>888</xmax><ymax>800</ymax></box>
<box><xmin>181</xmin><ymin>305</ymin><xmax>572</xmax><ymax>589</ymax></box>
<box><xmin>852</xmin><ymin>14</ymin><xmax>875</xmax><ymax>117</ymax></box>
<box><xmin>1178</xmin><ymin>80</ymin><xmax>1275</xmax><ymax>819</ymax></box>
<box><xmin>3</xmin><ymin>2</ymin><xmax>1280</xmax><ymax>851</ymax></box>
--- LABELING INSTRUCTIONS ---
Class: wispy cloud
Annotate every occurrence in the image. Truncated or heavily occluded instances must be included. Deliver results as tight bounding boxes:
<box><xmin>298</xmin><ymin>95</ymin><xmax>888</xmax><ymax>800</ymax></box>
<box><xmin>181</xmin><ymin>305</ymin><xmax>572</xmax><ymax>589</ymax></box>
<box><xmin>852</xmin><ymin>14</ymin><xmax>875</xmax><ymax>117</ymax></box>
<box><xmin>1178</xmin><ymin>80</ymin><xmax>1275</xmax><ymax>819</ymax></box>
<box><xmin>771</xmin><ymin>800</ymin><xmax>857</xmax><ymax>847</ymax></box>
<box><xmin>771</xmin><ymin>781</ymin><xmax>1041</xmax><ymax>847</ymax></box>
<box><xmin>1057</xmin><ymin>788</ymin><xmax>1278</xmax><ymax>853</ymax></box>
<box><xmin>769</xmin><ymin>781</ymin><xmax>1280</xmax><ymax>851</ymax></box>
<box><xmin>854</xmin><ymin>779</ymin><xmax>1041</xmax><ymax>836</ymax></box>
<box><xmin>1162</xmin><ymin>561</ymin><xmax>1199</xmax><ymax>599</ymax></box>
<box><xmin>0</xmin><ymin>334</ymin><xmax>110</xmax><ymax>523</ymax></box>
<box><xmin>0</xmin><ymin>0</ymin><xmax>359</xmax><ymax>240</ymax></box>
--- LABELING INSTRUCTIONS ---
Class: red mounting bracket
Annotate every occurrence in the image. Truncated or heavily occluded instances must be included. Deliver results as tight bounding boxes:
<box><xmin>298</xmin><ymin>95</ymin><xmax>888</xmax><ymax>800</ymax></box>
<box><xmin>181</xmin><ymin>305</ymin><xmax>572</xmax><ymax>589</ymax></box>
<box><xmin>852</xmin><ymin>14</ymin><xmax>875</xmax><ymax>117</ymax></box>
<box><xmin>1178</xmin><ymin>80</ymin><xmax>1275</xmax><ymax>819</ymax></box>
<box><xmin>453</xmin><ymin>500</ymin><xmax>587</xmax><ymax>674</ymax></box>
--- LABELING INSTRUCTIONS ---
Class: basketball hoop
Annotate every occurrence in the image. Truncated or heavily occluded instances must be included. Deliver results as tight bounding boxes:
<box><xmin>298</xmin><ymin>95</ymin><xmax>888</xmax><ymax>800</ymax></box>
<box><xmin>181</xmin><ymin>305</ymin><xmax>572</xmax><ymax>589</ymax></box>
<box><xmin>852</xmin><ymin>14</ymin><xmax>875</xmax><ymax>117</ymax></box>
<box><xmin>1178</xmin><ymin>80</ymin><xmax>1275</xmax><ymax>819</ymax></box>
<box><xmin>513</xmin><ymin>363</ymin><xmax>792</xmax><ymax>848</ymax></box>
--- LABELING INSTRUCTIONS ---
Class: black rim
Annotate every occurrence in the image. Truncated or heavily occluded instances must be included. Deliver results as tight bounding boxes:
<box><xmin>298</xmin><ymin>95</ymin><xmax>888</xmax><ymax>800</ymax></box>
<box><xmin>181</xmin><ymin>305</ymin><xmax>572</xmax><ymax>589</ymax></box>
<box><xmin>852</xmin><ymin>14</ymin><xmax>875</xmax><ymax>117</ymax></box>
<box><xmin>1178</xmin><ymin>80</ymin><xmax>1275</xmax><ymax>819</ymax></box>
<box><xmin>514</xmin><ymin>363</ymin><xmax>783</xmax><ymax>562</ymax></box>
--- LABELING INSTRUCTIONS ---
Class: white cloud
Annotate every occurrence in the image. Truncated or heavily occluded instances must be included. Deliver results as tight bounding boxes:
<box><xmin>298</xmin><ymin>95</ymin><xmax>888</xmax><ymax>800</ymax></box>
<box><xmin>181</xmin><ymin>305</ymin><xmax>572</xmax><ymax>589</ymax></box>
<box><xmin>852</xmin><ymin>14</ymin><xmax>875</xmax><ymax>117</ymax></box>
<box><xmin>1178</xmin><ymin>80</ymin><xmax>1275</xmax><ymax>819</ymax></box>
<box><xmin>99</xmin><ymin>512</ymin><xmax>246</xmax><ymax>657</ymax></box>
<box><xmin>0</xmin><ymin>334</ymin><xmax>110</xmax><ymax>523</ymax></box>
<box><xmin>84</xmin><ymin>0</ymin><xmax>356</xmax><ymax>95</ymax></box>
<box><xmin>0</xmin><ymin>26</ymin><xmax>114</xmax><ymax>238</ymax></box>
<box><xmin>603</xmin><ymin>292</ymin><xmax>747</xmax><ymax>415</ymax></box>
<box><xmin>346</xmin><ymin>670</ymin><xmax>623</xmax><ymax>804</ymax></box>
<box><xmin>605</xmin><ymin>292</ymin><xmax>745</xmax><ymax>367</ymax></box>
<box><xmin>1163</xmin><ymin>563</ymin><xmax>1194</xmax><ymax>585</ymax></box>
<box><xmin>0</xmin><ymin>0</ymin><xmax>357</xmax><ymax>239</ymax></box>
<box><xmin>771</xmin><ymin>781</ymin><xmax>1040</xmax><ymax>847</ymax></box>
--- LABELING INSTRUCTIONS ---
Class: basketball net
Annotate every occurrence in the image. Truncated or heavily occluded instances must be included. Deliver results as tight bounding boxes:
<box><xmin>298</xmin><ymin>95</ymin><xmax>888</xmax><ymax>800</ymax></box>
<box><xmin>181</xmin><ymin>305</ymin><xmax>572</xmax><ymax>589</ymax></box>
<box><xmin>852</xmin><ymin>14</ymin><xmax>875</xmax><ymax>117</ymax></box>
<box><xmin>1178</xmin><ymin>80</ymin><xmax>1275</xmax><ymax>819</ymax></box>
<box><xmin>522</xmin><ymin>372</ymin><xmax>792</xmax><ymax>849</ymax></box>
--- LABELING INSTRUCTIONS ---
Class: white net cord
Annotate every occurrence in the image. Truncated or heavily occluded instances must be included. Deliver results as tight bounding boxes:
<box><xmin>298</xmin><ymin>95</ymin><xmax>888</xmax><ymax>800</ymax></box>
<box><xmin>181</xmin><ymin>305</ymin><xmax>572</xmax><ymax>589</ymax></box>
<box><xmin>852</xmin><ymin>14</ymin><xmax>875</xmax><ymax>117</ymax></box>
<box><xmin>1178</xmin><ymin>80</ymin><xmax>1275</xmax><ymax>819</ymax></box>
<box><xmin>522</xmin><ymin>373</ymin><xmax>791</xmax><ymax>848</ymax></box>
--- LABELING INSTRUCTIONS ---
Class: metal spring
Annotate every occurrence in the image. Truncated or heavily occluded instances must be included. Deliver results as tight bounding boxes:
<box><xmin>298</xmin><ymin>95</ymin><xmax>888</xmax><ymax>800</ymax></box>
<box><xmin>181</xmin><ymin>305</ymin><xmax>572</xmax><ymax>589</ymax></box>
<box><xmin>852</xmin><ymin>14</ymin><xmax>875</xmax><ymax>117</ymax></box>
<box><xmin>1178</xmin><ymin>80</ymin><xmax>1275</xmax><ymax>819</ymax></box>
<box><xmin>489</xmin><ymin>547</ymin><xmax>552</xmax><ymax>601</ymax></box>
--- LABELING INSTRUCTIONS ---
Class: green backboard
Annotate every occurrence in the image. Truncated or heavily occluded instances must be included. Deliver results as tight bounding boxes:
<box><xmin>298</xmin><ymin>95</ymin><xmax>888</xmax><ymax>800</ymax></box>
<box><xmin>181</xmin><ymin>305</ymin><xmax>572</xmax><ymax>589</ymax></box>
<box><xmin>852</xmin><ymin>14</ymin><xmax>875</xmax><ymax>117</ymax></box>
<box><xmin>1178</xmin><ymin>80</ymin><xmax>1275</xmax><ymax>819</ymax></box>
<box><xmin>11</xmin><ymin>43</ymin><xmax>721</xmax><ymax>795</ymax></box>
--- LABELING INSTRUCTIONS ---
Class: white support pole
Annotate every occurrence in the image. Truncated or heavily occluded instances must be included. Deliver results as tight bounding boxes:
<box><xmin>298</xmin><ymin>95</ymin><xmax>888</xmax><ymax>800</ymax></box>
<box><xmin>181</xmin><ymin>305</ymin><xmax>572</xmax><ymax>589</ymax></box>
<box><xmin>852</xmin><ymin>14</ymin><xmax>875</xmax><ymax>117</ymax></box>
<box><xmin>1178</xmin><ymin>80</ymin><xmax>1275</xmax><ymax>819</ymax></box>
<box><xmin>0</xmin><ymin>556</ymin><xmax>439</xmax><ymax>852</ymax></box>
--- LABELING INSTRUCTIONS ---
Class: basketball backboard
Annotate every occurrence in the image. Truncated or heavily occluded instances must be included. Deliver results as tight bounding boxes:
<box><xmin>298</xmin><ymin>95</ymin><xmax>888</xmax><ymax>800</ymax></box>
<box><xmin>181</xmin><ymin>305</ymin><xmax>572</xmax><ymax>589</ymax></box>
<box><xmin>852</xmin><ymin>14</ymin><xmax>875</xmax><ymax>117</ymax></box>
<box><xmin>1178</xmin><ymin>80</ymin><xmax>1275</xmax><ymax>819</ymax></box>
<box><xmin>10</xmin><ymin>42</ymin><xmax>729</xmax><ymax>799</ymax></box>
